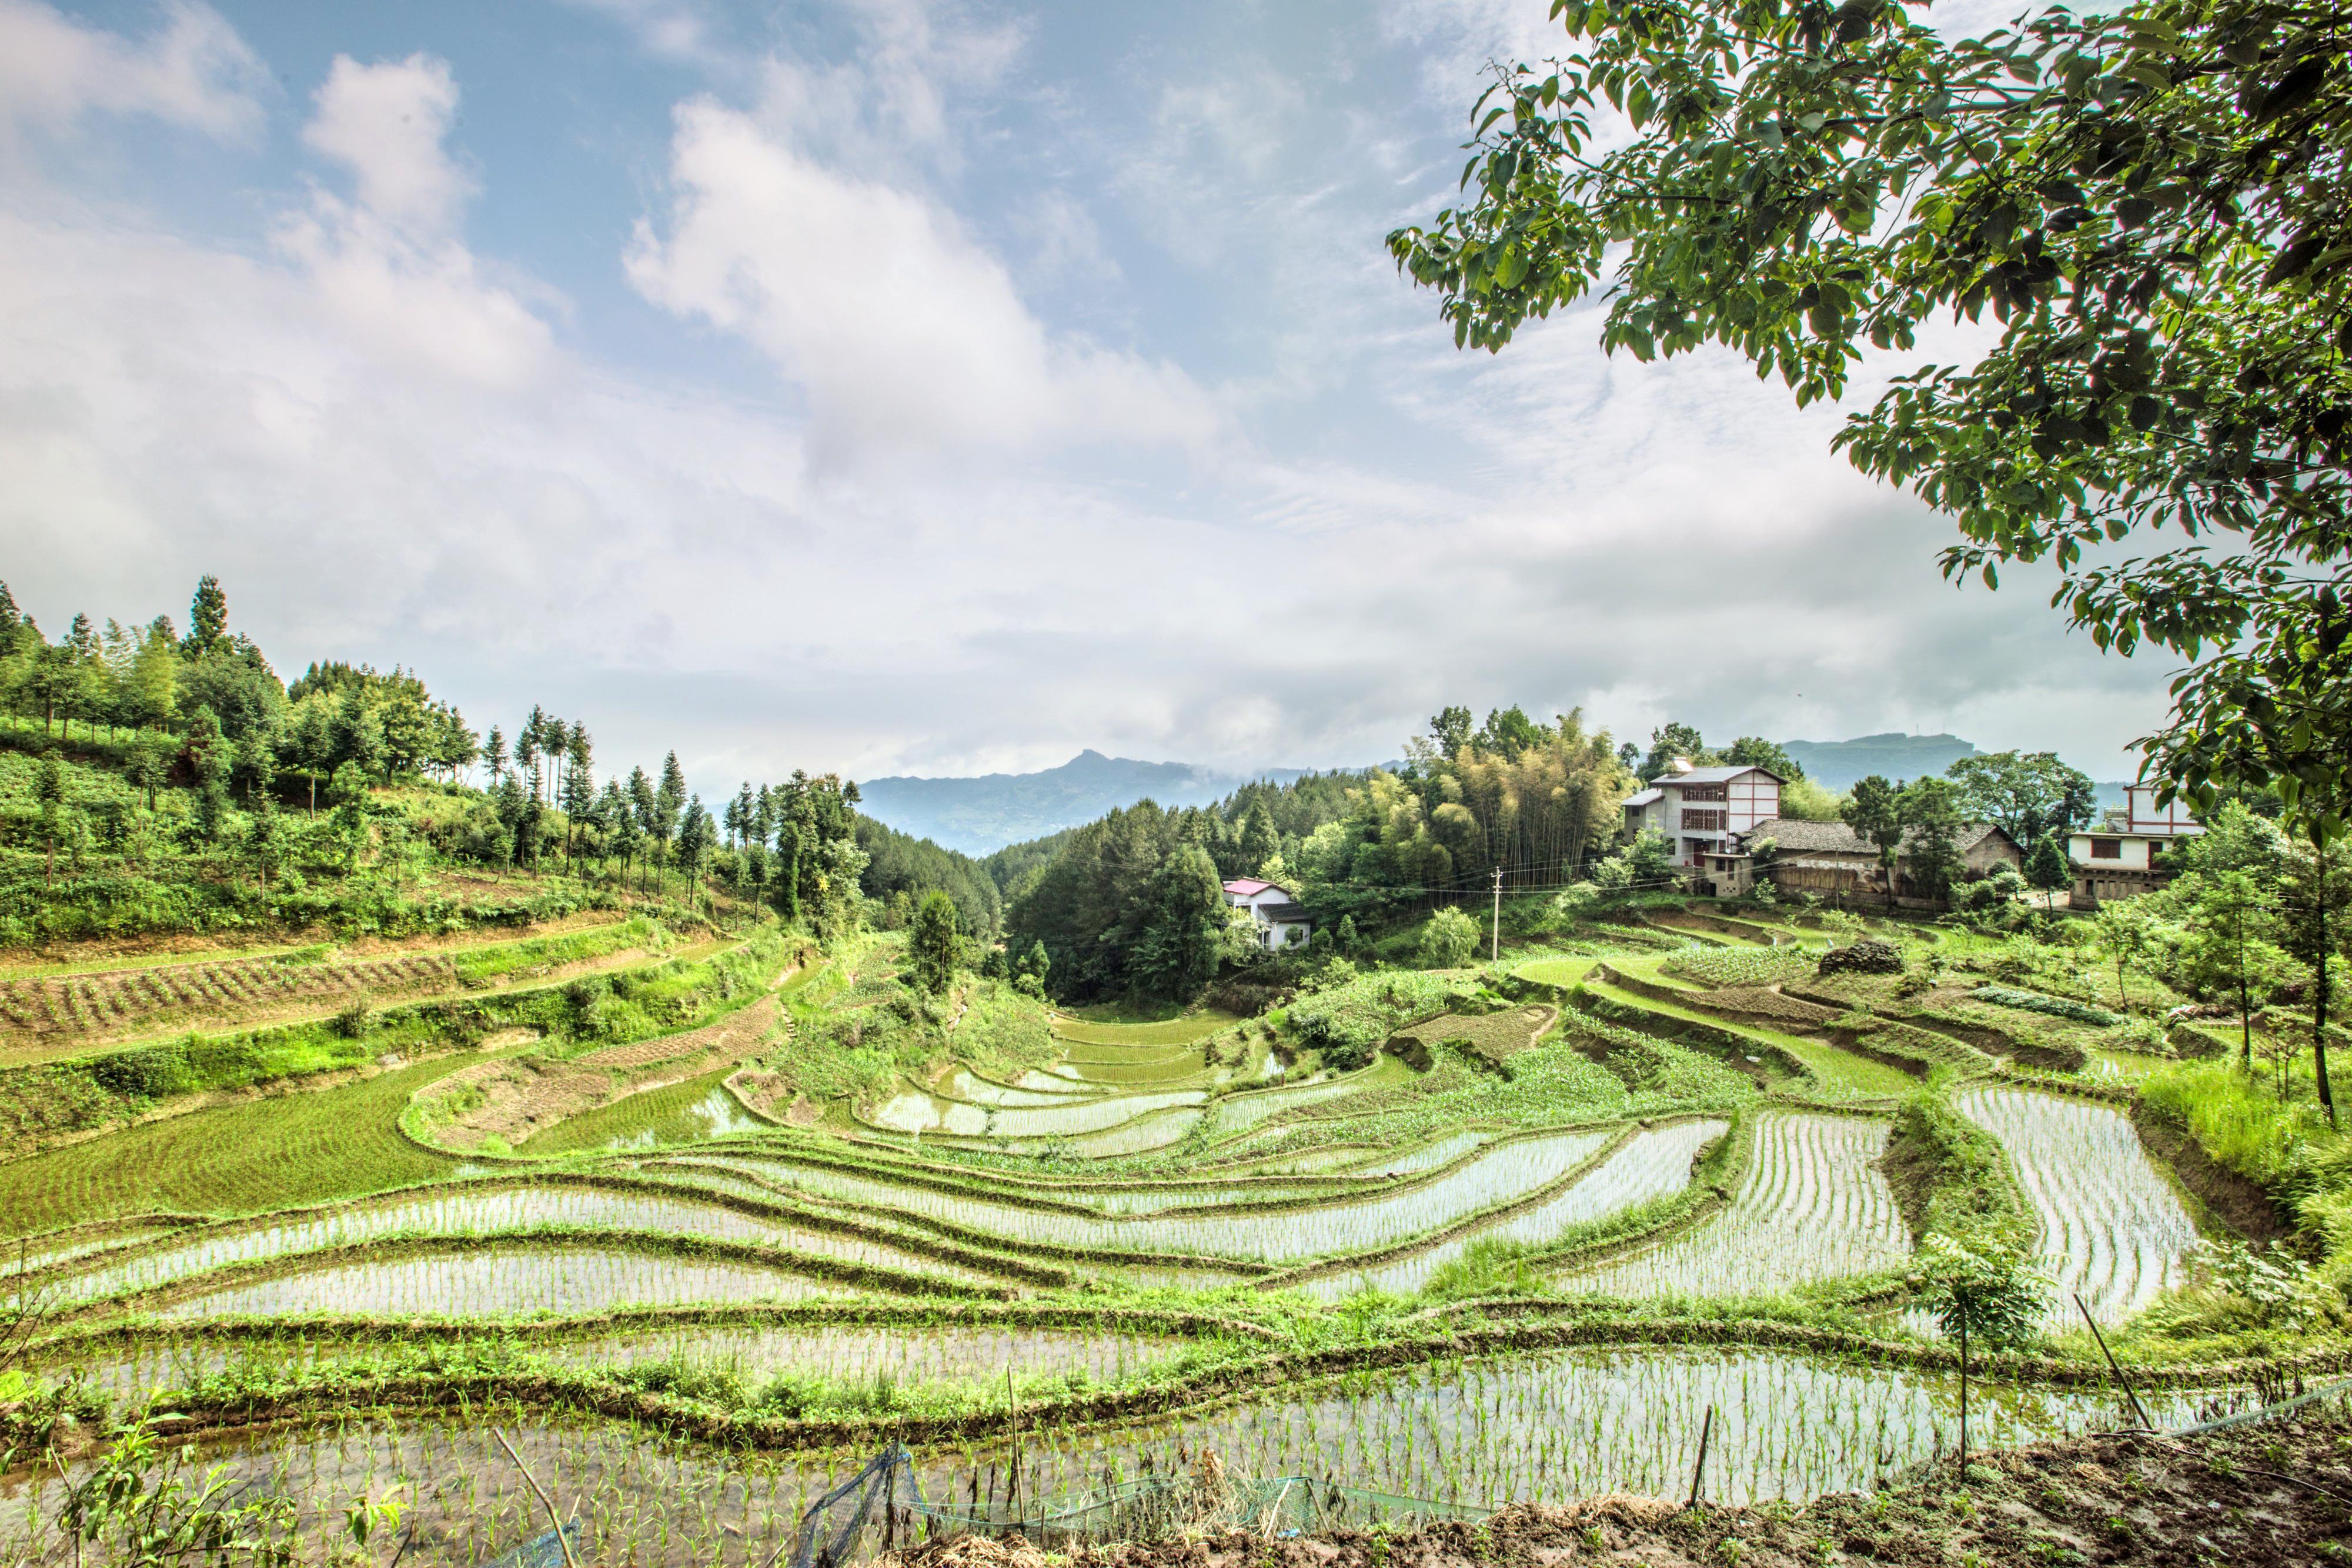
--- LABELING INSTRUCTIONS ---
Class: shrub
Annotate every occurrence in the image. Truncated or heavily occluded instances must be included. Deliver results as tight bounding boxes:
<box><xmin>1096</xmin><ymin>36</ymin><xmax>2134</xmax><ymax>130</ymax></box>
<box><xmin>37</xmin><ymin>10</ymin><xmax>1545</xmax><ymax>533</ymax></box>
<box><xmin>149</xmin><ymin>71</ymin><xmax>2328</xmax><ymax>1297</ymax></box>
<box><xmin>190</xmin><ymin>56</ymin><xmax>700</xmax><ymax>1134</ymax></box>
<box><xmin>1418</xmin><ymin>907</ymin><xmax>1481</xmax><ymax>969</ymax></box>
<box><xmin>1818</xmin><ymin>940</ymin><xmax>1903</xmax><ymax>977</ymax></box>
<box><xmin>83</xmin><ymin>1044</ymin><xmax>194</xmax><ymax>1100</ymax></box>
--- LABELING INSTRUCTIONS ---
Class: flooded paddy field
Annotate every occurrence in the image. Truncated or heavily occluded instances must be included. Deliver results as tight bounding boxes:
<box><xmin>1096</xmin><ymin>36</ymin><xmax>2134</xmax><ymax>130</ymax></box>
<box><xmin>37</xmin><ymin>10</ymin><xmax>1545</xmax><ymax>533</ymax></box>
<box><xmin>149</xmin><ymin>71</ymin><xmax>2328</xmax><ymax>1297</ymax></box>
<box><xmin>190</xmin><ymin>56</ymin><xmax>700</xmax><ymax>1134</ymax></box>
<box><xmin>0</xmin><ymin>1347</ymin><xmax>2218</xmax><ymax>1568</ymax></box>
<box><xmin>153</xmin><ymin>1245</ymin><xmax>866</xmax><ymax>1319</ymax></box>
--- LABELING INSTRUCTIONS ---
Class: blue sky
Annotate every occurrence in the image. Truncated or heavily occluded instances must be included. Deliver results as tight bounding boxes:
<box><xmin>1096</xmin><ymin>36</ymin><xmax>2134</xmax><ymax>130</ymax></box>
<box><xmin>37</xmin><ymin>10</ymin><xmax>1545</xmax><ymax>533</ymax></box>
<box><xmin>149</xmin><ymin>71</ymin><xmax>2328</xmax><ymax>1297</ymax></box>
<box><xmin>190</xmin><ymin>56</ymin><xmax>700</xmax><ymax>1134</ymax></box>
<box><xmin>3</xmin><ymin>0</ymin><xmax>2166</xmax><ymax>800</ymax></box>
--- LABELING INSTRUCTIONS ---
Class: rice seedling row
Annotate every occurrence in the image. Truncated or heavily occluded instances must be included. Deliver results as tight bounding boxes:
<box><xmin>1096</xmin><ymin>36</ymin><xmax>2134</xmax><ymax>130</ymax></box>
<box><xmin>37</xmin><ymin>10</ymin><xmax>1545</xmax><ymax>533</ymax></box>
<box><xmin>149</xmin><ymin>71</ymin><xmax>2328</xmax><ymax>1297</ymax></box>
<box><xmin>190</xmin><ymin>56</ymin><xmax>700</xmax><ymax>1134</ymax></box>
<box><xmin>158</xmin><ymin>1244</ymin><xmax>856</xmax><ymax>1319</ymax></box>
<box><xmin>1306</xmin><ymin>1119</ymin><xmax>1730</xmax><ymax>1298</ymax></box>
<box><xmin>49</xmin><ymin>1324</ymin><xmax>1180</xmax><ymax>1405</ymax></box>
<box><xmin>1562</xmin><ymin>1111</ymin><xmax>1909</xmax><ymax>1298</ymax></box>
<box><xmin>0</xmin><ymin>1349</ymin><xmax>2199</xmax><ymax>1567</ymax></box>
<box><xmin>1954</xmin><ymin>1084</ymin><xmax>2201</xmax><ymax>1326</ymax></box>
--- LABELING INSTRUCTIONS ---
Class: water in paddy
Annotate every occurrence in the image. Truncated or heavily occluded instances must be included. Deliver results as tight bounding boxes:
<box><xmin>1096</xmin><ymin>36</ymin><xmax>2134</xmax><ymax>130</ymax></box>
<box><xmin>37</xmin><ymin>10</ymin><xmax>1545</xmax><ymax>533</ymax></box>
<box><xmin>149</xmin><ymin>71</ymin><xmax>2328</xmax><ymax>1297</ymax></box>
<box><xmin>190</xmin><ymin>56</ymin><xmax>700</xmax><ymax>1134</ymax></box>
<box><xmin>0</xmin><ymin>1348</ymin><xmax>2217</xmax><ymax>1567</ymax></box>
<box><xmin>1955</xmin><ymin>1085</ymin><xmax>2199</xmax><ymax>1328</ymax></box>
<box><xmin>869</xmin><ymin>1088</ymin><xmax>1206</xmax><ymax>1138</ymax></box>
<box><xmin>49</xmin><ymin>1325</ymin><xmax>1182</xmax><ymax>1404</ymax></box>
<box><xmin>48</xmin><ymin>1185</ymin><xmax>985</xmax><ymax>1302</ymax></box>
<box><xmin>1301</xmin><ymin>1119</ymin><xmax>1727</xmax><ymax>1298</ymax></box>
<box><xmin>581</xmin><ymin>1086</ymin><xmax>773</xmax><ymax>1151</ymax></box>
<box><xmin>157</xmin><ymin>1245</ymin><xmax>855</xmax><ymax>1319</ymax></box>
<box><xmin>1561</xmin><ymin>1112</ymin><xmax>1908</xmax><ymax>1298</ymax></box>
<box><xmin>694</xmin><ymin>1129</ymin><xmax>1611</xmax><ymax>1265</ymax></box>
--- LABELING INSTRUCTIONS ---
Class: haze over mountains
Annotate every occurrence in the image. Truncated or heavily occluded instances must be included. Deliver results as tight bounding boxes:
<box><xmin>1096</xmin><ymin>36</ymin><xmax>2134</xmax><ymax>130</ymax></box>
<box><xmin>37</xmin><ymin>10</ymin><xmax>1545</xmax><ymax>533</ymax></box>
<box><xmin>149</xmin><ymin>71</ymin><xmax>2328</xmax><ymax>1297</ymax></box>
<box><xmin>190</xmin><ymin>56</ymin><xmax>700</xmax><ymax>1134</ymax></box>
<box><xmin>858</xmin><ymin>750</ymin><xmax>1321</xmax><ymax>855</ymax></box>
<box><xmin>1778</xmin><ymin>733</ymin><xmax>1979</xmax><ymax>791</ymax></box>
<box><xmin>857</xmin><ymin>733</ymin><xmax>2089</xmax><ymax>854</ymax></box>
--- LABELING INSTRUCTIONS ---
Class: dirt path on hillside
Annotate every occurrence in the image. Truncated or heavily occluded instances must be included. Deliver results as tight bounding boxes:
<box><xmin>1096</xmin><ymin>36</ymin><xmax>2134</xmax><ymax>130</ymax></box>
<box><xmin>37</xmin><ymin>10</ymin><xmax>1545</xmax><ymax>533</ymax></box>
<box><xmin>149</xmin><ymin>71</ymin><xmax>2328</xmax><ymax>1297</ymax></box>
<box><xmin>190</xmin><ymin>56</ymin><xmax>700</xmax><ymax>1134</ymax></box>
<box><xmin>880</xmin><ymin>1406</ymin><xmax>2351</xmax><ymax>1568</ymax></box>
<box><xmin>415</xmin><ymin>994</ymin><xmax>780</xmax><ymax>1152</ymax></box>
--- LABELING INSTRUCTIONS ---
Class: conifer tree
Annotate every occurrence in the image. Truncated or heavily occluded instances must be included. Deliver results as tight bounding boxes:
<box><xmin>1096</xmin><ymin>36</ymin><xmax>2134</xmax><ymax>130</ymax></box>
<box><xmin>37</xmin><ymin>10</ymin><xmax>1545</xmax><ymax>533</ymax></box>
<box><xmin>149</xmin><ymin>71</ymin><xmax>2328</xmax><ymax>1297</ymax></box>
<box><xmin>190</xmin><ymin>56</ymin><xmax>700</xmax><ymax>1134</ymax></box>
<box><xmin>627</xmin><ymin>765</ymin><xmax>659</xmax><ymax>893</ymax></box>
<box><xmin>910</xmin><ymin>890</ymin><xmax>962</xmax><ymax>994</ymax></box>
<box><xmin>560</xmin><ymin>731</ymin><xmax>596</xmax><ymax>876</ymax></box>
<box><xmin>654</xmin><ymin>751</ymin><xmax>687</xmax><ymax>891</ymax></box>
<box><xmin>186</xmin><ymin>576</ymin><xmax>228</xmax><ymax>658</ymax></box>
<box><xmin>485</xmin><ymin>726</ymin><xmax>507</xmax><ymax>784</ymax></box>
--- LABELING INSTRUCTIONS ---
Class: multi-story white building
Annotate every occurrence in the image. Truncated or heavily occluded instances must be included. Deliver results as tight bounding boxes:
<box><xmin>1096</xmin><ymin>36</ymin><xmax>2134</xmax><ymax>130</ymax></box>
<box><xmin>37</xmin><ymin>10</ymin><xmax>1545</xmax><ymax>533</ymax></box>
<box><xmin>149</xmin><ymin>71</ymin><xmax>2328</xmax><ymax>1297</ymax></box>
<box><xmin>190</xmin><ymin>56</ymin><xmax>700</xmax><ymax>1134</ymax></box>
<box><xmin>1621</xmin><ymin>763</ymin><xmax>1786</xmax><ymax>869</ymax></box>
<box><xmin>2068</xmin><ymin>784</ymin><xmax>2203</xmax><ymax>905</ymax></box>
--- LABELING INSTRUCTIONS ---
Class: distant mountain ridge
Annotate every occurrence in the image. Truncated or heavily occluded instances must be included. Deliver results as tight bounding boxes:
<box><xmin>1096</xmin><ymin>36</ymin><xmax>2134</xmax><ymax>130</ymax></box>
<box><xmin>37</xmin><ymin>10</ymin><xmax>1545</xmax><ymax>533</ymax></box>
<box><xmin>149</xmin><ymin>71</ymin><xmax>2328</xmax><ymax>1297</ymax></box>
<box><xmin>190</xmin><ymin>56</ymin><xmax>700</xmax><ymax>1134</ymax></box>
<box><xmin>858</xmin><ymin>750</ymin><xmax>1321</xmax><ymax>855</ymax></box>
<box><xmin>1778</xmin><ymin>733</ymin><xmax>1980</xmax><ymax>791</ymax></box>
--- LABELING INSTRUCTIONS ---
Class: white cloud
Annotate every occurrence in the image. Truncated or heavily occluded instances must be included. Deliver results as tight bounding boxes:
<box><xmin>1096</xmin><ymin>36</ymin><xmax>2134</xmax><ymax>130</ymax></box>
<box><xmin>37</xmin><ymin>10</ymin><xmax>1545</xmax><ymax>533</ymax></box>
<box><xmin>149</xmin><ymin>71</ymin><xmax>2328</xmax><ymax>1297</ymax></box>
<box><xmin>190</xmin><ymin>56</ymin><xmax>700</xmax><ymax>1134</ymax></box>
<box><xmin>626</xmin><ymin>99</ymin><xmax>1218</xmax><ymax>460</ymax></box>
<box><xmin>0</xmin><ymin>0</ymin><xmax>263</xmax><ymax>144</ymax></box>
<box><xmin>273</xmin><ymin>55</ymin><xmax>554</xmax><ymax>390</ymax></box>
<box><xmin>301</xmin><ymin>55</ymin><xmax>475</xmax><ymax>239</ymax></box>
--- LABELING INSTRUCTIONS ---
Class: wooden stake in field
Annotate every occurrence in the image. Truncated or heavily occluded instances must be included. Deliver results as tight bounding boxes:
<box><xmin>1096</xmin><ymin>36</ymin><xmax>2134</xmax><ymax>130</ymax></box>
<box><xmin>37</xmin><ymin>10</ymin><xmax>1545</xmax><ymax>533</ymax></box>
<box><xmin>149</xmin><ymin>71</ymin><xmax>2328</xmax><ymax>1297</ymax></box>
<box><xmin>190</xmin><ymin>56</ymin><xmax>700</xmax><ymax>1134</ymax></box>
<box><xmin>1686</xmin><ymin>1404</ymin><xmax>1715</xmax><ymax>1509</ymax></box>
<box><xmin>2076</xmin><ymin>1292</ymin><xmax>2153</xmax><ymax>1431</ymax></box>
<box><xmin>494</xmin><ymin>1428</ymin><xmax>579</xmax><ymax>1568</ymax></box>
<box><xmin>1006</xmin><ymin>1366</ymin><xmax>1023</xmax><ymax>1529</ymax></box>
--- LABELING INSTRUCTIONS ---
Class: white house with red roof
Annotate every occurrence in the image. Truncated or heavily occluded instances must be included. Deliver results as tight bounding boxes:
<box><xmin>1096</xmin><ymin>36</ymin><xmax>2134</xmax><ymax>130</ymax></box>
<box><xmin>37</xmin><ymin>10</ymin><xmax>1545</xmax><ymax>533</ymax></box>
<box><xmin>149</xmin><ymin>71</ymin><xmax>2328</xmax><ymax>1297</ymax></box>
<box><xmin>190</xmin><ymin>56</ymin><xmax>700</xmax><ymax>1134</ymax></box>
<box><xmin>1222</xmin><ymin>878</ymin><xmax>1315</xmax><ymax>951</ymax></box>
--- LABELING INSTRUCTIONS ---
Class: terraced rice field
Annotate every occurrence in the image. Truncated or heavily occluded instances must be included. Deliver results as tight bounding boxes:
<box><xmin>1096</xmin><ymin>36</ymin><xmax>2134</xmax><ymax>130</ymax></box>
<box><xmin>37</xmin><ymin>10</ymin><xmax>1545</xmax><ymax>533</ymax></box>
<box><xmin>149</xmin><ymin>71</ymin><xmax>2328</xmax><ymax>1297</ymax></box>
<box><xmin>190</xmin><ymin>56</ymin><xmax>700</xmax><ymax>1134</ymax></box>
<box><xmin>690</xmin><ymin>1129</ymin><xmax>1613</xmax><ymax>1266</ymax></box>
<box><xmin>1562</xmin><ymin>1111</ymin><xmax>1909</xmax><ymax>1298</ymax></box>
<box><xmin>0</xmin><ymin>1348</ymin><xmax>2204</xmax><ymax>1567</ymax></box>
<box><xmin>158</xmin><ymin>1245</ymin><xmax>851</xmax><ymax>1318</ymax></box>
<box><xmin>1956</xmin><ymin>1084</ymin><xmax>2203</xmax><ymax>1326</ymax></box>
<box><xmin>52</xmin><ymin>1323</ymin><xmax>1184</xmax><ymax>1403</ymax></box>
<box><xmin>4</xmin><ymin>912</ymin><xmax>2259</xmax><ymax>1552</ymax></box>
<box><xmin>38</xmin><ymin>1183</ymin><xmax>990</xmax><ymax>1303</ymax></box>
<box><xmin>1302</xmin><ymin>1118</ymin><xmax>1728</xmax><ymax>1297</ymax></box>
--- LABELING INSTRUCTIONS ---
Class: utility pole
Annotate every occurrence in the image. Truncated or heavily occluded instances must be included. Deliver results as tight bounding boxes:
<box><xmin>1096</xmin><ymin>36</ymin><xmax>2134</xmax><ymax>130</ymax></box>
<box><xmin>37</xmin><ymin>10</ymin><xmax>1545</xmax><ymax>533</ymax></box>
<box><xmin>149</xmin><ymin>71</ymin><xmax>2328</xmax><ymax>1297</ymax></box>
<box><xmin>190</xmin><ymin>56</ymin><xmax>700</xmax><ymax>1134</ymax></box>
<box><xmin>1491</xmin><ymin>865</ymin><xmax>1503</xmax><ymax>962</ymax></box>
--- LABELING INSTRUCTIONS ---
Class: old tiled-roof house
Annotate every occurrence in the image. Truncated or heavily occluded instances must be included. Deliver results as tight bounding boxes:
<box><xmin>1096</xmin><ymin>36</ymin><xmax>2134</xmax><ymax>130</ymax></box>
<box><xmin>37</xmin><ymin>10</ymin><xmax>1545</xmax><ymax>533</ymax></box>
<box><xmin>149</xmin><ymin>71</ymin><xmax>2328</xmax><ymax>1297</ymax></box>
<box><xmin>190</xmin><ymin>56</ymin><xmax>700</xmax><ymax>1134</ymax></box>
<box><xmin>1740</xmin><ymin>817</ymin><xmax>2022</xmax><ymax>901</ymax></box>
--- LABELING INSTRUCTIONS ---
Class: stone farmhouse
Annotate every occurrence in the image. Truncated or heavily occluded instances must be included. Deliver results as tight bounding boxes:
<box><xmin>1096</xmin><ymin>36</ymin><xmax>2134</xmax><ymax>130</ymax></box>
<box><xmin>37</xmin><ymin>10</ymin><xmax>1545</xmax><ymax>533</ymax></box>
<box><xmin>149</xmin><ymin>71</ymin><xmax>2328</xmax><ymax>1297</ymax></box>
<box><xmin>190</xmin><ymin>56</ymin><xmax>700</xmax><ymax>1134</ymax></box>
<box><xmin>2069</xmin><ymin>785</ymin><xmax>2204</xmax><ymax>906</ymax></box>
<box><xmin>1222</xmin><ymin>878</ymin><xmax>1314</xmax><ymax>950</ymax></box>
<box><xmin>1742</xmin><ymin>818</ymin><xmax>2023</xmax><ymax>902</ymax></box>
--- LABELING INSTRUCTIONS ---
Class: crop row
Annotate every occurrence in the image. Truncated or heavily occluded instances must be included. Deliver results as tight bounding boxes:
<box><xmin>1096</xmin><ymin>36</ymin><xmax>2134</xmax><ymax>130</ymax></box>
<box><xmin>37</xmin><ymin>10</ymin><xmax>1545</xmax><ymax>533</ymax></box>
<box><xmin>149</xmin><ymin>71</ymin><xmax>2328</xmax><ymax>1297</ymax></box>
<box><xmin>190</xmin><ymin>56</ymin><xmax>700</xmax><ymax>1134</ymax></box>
<box><xmin>1561</xmin><ymin>1111</ymin><xmax>1909</xmax><ymax>1299</ymax></box>
<box><xmin>1954</xmin><ymin>1085</ymin><xmax>2200</xmax><ymax>1326</ymax></box>
<box><xmin>0</xmin><ymin>1346</ymin><xmax>2196</xmax><ymax>1567</ymax></box>
<box><xmin>0</xmin><ymin>952</ymin><xmax>461</xmax><ymax>1036</ymax></box>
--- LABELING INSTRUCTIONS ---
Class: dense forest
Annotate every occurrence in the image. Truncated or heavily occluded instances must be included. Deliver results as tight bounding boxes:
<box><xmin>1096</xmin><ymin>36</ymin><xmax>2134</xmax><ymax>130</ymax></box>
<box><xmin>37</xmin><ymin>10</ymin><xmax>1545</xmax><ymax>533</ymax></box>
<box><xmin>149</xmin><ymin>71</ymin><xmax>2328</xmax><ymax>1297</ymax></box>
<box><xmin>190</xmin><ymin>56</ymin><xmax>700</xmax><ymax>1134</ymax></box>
<box><xmin>0</xmin><ymin>577</ymin><xmax>917</xmax><ymax>949</ymax></box>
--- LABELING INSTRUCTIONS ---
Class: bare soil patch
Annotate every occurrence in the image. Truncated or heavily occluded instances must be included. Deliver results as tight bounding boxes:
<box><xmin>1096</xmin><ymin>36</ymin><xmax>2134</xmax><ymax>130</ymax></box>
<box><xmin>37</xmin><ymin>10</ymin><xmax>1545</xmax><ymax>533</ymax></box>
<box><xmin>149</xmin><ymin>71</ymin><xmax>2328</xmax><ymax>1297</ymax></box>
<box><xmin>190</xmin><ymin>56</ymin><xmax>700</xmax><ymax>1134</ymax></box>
<box><xmin>418</xmin><ymin>996</ymin><xmax>779</xmax><ymax>1152</ymax></box>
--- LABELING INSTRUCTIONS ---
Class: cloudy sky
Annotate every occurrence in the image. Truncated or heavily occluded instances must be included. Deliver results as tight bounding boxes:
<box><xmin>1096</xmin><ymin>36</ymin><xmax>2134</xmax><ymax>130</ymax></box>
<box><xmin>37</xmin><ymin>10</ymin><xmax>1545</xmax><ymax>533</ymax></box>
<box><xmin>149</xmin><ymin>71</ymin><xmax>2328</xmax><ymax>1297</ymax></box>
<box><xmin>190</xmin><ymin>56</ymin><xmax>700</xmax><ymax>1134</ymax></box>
<box><xmin>2</xmin><ymin>0</ymin><xmax>2167</xmax><ymax>797</ymax></box>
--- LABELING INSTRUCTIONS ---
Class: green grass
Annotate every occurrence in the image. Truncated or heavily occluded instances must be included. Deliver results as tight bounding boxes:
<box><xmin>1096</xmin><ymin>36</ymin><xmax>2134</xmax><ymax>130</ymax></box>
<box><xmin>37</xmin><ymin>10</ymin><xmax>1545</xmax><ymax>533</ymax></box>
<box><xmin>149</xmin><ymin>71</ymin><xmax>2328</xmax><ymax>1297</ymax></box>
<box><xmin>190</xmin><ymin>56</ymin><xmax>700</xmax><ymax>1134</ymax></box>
<box><xmin>1050</xmin><ymin>1012</ymin><xmax>1241</xmax><ymax>1047</ymax></box>
<box><xmin>0</xmin><ymin>1052</ymin><xmax>473</xmax><ymax>1236</ymax></box>
<box><xmin>1514</xmin><ymin>957</ymin><xmax>1597</xmax><ymax>989</ymax></box>
<box><xmin>519</xmin><ymin>1065</ymin><xmax>763</xmax><ymax>1155</ymax></box>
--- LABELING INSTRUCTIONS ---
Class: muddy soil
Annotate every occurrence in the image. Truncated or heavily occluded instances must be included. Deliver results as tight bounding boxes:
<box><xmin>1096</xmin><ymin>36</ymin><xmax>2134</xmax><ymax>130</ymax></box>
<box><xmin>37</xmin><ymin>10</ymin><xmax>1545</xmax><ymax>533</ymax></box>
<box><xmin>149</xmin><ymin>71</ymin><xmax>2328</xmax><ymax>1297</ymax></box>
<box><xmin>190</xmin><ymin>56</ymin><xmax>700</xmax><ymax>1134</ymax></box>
<box><xmin>883</xmin><ymin>1407</ymin><xmax>2352</xmax><ymax>1568</ymax></box>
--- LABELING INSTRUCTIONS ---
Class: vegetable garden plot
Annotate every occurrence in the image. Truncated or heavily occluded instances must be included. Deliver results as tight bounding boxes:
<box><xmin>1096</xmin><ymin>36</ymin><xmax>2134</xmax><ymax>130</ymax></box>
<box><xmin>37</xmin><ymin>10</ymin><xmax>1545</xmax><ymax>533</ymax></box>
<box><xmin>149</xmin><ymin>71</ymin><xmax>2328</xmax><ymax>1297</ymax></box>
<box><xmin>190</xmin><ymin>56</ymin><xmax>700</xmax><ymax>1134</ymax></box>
<box><xmin>1562</xmin><ymin>1112</ymin><xmax>1908</xmax><ymax>1298</ymax></box>
<box><xmin>692</xmin><ymin>1129</ymin><xmax>1611</xmax><ymax>1265</ymax></box>
<box><xmin>48</xmin><ymin>1185</ymin><xmax>991</xmax><ymax>1302</ymax></box>
<box><xmin>158</xmin><ymin>1245</ymin><xmax>851</xmax><ymax>1319</ymax></box>
<box><xmin>1955</xmin><ymin>1085</ymin><xmax>2200</xmax><ymax>1326</ymax></box>
<box><xmin>1304</xmin><ymin>1119</ymin><xmax>1728</xmax><ymax>1298</ymax></box>
<box><xmin>0</xmin><ymin>1351</ymin><xmax>2200</xmax><ymax>1567</ymax></box>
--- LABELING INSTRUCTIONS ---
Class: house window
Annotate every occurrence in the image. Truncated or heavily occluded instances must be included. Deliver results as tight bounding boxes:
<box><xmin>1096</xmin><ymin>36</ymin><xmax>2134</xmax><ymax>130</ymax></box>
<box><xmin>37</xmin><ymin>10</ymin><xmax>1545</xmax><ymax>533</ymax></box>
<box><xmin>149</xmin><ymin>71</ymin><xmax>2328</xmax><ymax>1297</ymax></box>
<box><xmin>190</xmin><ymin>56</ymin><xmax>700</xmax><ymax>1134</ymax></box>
<box><xmin>1682</xmin><ymin>810</ymin><xmax>1726</xmax><ymax>832</ymax></box>
<box><xmin>1681</xmin><ymin>784</ymin><xmax>1727</xmax><ymax>802</ymax></box>
<box><xmin>2090</xmin><ymin>837</ymin><xmax>2122</xmax><ymax>860</ymax></box>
